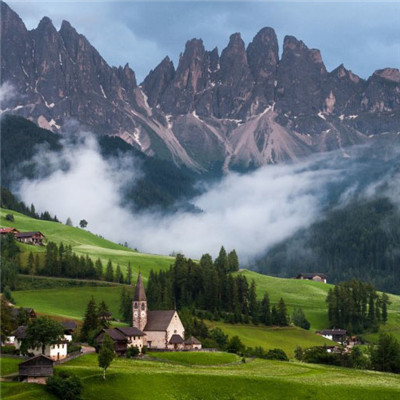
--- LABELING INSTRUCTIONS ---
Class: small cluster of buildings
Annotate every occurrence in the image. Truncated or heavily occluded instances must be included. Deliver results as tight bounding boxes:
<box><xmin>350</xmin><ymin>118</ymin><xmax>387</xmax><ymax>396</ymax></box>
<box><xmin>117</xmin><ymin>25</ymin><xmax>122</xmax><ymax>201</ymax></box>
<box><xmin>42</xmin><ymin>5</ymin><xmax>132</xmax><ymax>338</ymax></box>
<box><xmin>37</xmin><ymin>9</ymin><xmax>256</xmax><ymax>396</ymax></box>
<box><xmin>5</xmin><ymin>308</ymin><xmax>76</xmax><ymax>361</ymax></box>
<box><xmin>0</xmin><ymin>227</ymin><xmax>46</xmax><ymax>245</ymax></box>
<box><xmin>95</xmin><ymin>274</ymin><xmax>202</xmax><ymax>354</ymax></box>
<box><xmin>295</xmin><ymin>273</ymin><xmax>328</xmax><ymax>283</ymax></box>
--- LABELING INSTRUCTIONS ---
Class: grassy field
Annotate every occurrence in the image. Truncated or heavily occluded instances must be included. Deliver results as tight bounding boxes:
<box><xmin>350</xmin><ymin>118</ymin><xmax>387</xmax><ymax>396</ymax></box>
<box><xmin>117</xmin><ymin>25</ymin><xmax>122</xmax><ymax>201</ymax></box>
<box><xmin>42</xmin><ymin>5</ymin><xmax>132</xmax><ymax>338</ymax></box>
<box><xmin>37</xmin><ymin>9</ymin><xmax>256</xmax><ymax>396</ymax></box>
<box><xmin>206</xmin><ymin>322</ymin><xmax>334</xmax><ymax>357</ymax></box>
<box><xmin>1</xmin><ymin>208</ymin><xmax>174</xmax><ymax>280</ymax></box>
<box><xmin>239</xmin><ymin>270</ymin><xmax>400</xmax><ymax>342</ymax></box>
<box><xmin>12</xmin><ymin>286</ymin><xmax>125</xmax><ymax>321</ymax></box>
<box><xmin>2</xmin><ymin>353</ymin><xmax>400</xmax><ymax>400</ymax></box>
<box><xmin>0</xmin><ymin>357</ymin><xmax>22</xmax><ymax>377</ymax></box>
<box><xmin>148</xmin><ymin>351</ymin><xmax>240</xmax><ymax>365</ymax></box>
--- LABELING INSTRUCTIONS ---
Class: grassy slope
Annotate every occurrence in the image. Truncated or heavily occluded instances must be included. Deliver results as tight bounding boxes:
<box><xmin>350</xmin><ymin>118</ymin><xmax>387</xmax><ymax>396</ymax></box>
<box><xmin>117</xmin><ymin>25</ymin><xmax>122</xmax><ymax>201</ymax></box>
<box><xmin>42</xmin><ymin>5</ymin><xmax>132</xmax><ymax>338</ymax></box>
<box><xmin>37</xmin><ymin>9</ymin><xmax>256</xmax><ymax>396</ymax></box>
<box><xmin>148</xmin><ymin>351</ymin><xmax>239</xmax><ymax>365</ymax></box>
<box><xmin>206</xmin><ymin>322</ymin><xmax>334</xmax><ymax>357</ymax></box>
<box><xmin>3</xmin><ymin>353</ymin><xmax>400</xmax><ymax>400</ymax></box>
<box><xmin>0</xmin><ymin>357</ymin><xmax>21</xmax><ymax>377</ymax></box>
<box><xmin>240</xmin><ymin>270</ymin><xmax>400</xmax><ymax>342</ymax></box>
<box><xmin>0</xmin><ymin>208</ymin><xmax>174</xmax><ymax>279</ymax></box>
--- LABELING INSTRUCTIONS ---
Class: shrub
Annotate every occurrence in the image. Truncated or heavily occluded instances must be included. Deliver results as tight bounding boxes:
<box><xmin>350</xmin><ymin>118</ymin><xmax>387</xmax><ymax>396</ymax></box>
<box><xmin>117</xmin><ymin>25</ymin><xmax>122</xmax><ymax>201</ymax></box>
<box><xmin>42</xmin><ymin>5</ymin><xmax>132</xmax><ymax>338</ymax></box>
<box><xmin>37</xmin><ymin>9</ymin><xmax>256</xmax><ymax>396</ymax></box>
<box><xmin>126</xmin><ymin>346</ymin><xmax>140</xmax><ymax>358</ymax></box>
<box><xmin>5</xmin><ymin>214</ymin><xmax>14</xmax><ymax>221</ymax></box>
<box><xmin>264</xmin><ymin>348</ymin><xmax>289</xmax><ymax>361</ymax></box>
<box><xmin>1</xmin><ymin>345</ymin><xmax>16</xmax><ymax>354</ymax></box>
<box><xmin>294</xmin><ymin>346</ymin><xmax>303</xmax><ymax>361</ymax></box>
<box><xmin>226</xmin><ymin>336</ymin><xmax>245</xmax><ymax>355</ymax></box>
<box><xmin>141</xmin><ymin>346</ymin><xmax>147</xmax><ymax>355</ymax></box>
<box><xmin>46</xmin><ymin>372</ymin><xmax>83</xmax><ymax>400</ymax></box>
<box><xmin>67</xmin><ymin>344</ymin><xmax>82</xmax><ymax>354</ymax></box>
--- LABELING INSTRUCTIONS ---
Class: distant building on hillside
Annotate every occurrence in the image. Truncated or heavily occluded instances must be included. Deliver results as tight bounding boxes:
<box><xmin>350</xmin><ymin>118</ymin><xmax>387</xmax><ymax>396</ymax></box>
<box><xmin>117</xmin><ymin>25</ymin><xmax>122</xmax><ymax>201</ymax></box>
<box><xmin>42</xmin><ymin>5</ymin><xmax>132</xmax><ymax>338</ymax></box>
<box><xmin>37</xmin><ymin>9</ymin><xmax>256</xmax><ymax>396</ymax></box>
<box><xmin>15</xmin><ymin>231</ymin><xmax>45</xmax><ymax>246</ymax></box>
<box><xmin>296</xmin><ymin>273</ymin><xmax>327</xmax><ymax>283</ymax></box>
<box><xmin>318</xmin><ymin>329</ymin><xmax>347</xmax><ymax>343</ymax></box>
<box><xmin>61</xmin><ymin>321</ymin><xmax>77</xmax><ymax>342</ymax></box>
<box><xmin>19</xmin><ymin>355</ymin><xmax>54</xmax><ymax>384</ymax></box>
<box><xmin>12</xmin><ymin>307</ymin><xmax>37</xmax><ymax>321</ymax></box>
<box><xmin>0</xmin><ymin>227</ymin><xmax>19</xmax><ymax>235</ymax></box>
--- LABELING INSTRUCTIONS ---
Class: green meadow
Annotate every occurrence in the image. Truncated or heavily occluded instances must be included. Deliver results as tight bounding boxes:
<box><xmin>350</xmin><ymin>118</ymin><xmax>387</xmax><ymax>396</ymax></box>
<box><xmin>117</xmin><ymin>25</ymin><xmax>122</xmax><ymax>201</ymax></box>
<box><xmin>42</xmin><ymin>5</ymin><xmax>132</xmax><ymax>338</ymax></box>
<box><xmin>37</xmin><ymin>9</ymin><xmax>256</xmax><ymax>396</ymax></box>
<box><xmin>2</xmin><ymin>353</ymin><xmax>400</xmax><ymax>400</ymax></box>
<box><xmin>148</xmin><ymin>351</ymin><xmax>240</xmax><ymax>365</ymax></box>
<box><xmin>0</xmin><ymin>208</ymin><xmax>174</xmax><ymax>279</ymax></box>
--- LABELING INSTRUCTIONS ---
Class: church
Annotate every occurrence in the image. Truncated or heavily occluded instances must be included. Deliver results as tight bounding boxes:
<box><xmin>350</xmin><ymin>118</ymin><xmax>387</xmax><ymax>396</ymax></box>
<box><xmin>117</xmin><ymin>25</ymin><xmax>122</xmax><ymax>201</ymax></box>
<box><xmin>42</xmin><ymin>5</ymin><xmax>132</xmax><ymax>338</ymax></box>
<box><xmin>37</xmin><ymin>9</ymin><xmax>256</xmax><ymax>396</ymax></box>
<box><xmin>96</xmin><ymin>274</ymin><xmax>200</xmax><ymax>353</ymax></box>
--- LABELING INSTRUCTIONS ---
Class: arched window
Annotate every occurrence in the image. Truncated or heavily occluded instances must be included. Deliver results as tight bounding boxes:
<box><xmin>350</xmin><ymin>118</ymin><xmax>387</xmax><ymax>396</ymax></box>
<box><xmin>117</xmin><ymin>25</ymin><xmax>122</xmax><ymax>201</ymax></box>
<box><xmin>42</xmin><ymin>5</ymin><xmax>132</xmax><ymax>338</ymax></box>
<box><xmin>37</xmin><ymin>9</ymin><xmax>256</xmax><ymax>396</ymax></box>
<box><xmin>141</xmin><ymin>303</ymin><xmax>145</xmax><ymax>310</ymax></box>
<box><xmin>134</xmin><ymin>302</ymin><xmax>138</xmax><ymax>309</ymax></box>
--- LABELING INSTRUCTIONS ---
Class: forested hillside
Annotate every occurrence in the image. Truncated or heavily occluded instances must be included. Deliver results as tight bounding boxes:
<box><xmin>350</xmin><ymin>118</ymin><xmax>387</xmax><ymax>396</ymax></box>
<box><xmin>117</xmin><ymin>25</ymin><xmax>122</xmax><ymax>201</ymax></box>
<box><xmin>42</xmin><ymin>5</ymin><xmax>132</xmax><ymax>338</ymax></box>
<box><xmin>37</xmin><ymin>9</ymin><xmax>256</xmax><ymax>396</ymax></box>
<box><xmin>254</xmin><ymin>198</ymin><xmax>400</xmax><ymax>294</ymax></box>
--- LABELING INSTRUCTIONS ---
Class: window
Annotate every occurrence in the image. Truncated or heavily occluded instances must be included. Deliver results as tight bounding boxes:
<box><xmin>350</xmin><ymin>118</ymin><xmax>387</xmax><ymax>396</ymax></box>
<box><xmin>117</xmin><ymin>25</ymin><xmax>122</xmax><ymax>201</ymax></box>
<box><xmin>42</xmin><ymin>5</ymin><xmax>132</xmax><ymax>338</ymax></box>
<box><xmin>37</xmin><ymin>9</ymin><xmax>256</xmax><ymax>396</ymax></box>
<box><xmin>134</xmin><ymin>302</ymin><xmax>138</xmax><ymax>309</ymax></box>
<box><xmin>141</xmin><ymin>303</ymin><xmax>145</xmax><ymax>310</ymax></box>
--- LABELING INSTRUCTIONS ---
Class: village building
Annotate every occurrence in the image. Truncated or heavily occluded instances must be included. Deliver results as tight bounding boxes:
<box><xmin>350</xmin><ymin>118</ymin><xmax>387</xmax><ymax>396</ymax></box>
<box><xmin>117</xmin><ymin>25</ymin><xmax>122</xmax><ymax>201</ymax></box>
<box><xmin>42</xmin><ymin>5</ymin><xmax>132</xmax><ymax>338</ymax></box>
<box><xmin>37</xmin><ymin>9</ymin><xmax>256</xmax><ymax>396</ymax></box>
<box><xmin>96</xmin><ymin>327</ymin><xmax>146</xmax><ymax>356</ymax></box>
<box><xmin>15</xmin><ymin>231</ymin><xmax>45</xmax><ymax>246</ymax></box>
<box><xmin>0</xmin><ymin>227</ymin><xmax>20</xmax><ymax>235</ymax></box>
<box><xmin>12</xmin><ymin>307</ymin><xmax>37</xmax><ymax>321</ymax></box>
<box><xmin>19</xmin><ymin>354</ymin><xmax>54</xmax><ymax>384</ymax></box>
<box><xmin>184</xmin><ymin>336</ymin><xmax>202</xmax><ymax>350</ymax></box>
<box><xmin>13</xmin><ymin>326</ymin><xmax>68</xmax><ymax>360</ymax></box>
<box><xmin>296</xmin><ymin>273</ymin><xmax>327</xmax><ymax>283</ymax></box>
<box><xmin>61</xmin><ymin>321</ymin><xmax>77</xmax><ymax>342</ymax></box>
<box><xmin>319</xmin><ymin>329</ymin><xmax>347</xmax><ymax>343</ymax></box>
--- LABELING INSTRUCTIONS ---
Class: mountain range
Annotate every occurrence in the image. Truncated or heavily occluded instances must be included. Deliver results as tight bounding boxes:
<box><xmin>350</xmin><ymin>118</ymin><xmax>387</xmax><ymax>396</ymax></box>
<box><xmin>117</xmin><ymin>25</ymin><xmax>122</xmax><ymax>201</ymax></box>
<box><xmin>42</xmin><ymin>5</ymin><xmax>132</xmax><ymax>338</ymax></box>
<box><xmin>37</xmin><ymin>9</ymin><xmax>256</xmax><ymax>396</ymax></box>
<box><xmin>1</xmin><ymin>1</ymin><xmax>400</xmax><ymax>173</ymax></box>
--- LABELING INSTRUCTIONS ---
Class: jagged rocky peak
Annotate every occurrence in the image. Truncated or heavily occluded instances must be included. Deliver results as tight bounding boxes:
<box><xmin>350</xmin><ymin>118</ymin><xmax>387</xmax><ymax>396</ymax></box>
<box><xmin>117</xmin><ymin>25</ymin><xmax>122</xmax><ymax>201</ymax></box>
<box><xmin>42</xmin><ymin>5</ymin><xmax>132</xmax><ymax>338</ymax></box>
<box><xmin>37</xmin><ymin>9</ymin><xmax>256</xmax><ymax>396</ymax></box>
<box><xmin>331</xmin><ymin>64</ymin><xmax>361</xmax><ymax>84</ymax></box>
<box><xmin>373</xmin><ymin>68</ymin><xmax>400</xmax><ymax>83</ymax></box>
<box><xmin>207</xmin><ymin>47</ymin><xmax>219</xmax><ymax>72</ymax></box>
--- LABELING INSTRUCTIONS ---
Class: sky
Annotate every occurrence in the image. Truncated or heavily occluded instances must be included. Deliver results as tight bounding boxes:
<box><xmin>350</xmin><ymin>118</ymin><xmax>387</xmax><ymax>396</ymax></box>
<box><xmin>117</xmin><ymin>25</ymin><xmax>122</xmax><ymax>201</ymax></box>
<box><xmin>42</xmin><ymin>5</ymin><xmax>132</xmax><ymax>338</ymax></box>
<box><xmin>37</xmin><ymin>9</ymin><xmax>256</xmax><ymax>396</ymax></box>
<box><xmin>7</xmin><ymin>0</ymin><xmax>400</xmax><ymax>83</ymax></box>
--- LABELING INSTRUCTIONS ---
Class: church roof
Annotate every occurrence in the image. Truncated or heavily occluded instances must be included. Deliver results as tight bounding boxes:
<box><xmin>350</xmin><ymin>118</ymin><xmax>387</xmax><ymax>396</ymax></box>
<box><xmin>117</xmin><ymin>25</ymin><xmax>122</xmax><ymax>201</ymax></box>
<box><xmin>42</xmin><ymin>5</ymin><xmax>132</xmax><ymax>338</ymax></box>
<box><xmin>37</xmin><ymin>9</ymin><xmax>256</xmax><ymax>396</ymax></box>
<box><xmin>144</xmin><ymin>310</ymin><xmax>176</xmax><ymax>331</ymax></box>
<box><xmin>169</xmin><ymin>334</ymin><xmax>184</xmax><ymax>344</ymax></box>
<box><xmin>133</xmin><ymin>273</ymin><xmax>147</xmax><ymax>301</ymax></box>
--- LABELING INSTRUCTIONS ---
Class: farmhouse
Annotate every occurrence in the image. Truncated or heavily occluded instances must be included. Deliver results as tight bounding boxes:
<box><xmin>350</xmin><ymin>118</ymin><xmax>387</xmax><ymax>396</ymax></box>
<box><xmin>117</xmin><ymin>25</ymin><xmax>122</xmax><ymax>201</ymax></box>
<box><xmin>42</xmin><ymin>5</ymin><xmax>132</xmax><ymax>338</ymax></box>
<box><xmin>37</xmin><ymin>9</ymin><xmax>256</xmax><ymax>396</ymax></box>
<box><xmin>61</xmin><ymin>320</ymin><xmax>77</xmax><ymax>342</ymax></box>
<box><xmin>13</xmin><ymin>325</ymin><xmax>68</xmax><ymax>360</ymax></box>
<box><xmin>184</xmin><ymin>336</ymin><xmax>202</xmax><ymax>350</ymax></box>
<box><xmin>296</xmin><ymin>273</ymin><xmax>327</xmax><ymax>283</ymax></box>
<box><xmin>12</xmin><ymin>307</ymin><xmax>37</xmax><ymax>321</ymax></box>
<box><xmin>19</xmin><ymin>354</ymin><xmax>54</xmax><ymax>384</ymax></box>
<box><xmin>15</xmin><ymin>231</ymin><xmax>45</xmax><ymax>246</ymax></box>
<box><xmin>96</xmin><ymin>327</ymin><xmax>146</xmax><ymax>355</ymax></box>
<box><xmin>319</xmin><ymin>329</ymin><xmax>347</xmax><ymax>343</ymax></box>
<box><xmin>0</xmin><ymin>227</ymin><xmax>19</xmax><ymax>235</ymax></box>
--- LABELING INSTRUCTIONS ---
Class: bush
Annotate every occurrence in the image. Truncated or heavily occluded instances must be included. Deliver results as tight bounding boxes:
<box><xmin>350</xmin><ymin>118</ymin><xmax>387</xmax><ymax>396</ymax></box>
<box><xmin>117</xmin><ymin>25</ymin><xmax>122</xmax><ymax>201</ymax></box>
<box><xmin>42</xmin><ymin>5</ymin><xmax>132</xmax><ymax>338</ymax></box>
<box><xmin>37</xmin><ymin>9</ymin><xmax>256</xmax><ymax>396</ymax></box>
<box><xmin>126</xmin><ymin>346</ymin><xmax>140</xmax><ymax>358</ymax></box>
<box><xmin>264</xmin><ymin>348</ymin><xmax>289</xmax><ymax>361</ymax></box>
<box><xmin>5</xmin><ymin>214</ymin><xmax>14</xmax><ymax>221</ymax></box>
<box><xmin>46</xmin><ymin>372</ymin><xmax>83</xmax><ymax>400</ymax></box>
<box><xmin>141</xmin><ymin>346</ymin><xmax>147</xmax><ymax>355</ymax></box>
<box><xmin>67</xmin><ymin>344</ymin><xmax>82</xmax><ymax>354</ymax></box>
<box><xmin>226</xmin><ymin>336</ymin><xmax>245</xmax><ymax>355</ymax></box>
<box><xmin>1</xmin><ymin>345</ymin><xmax>16</xmax><ymax>354</ymax></box>
<box><xmin>294</xmin><ymin>346</ymin><xmax>303</xmax><ymax>361</ymax></box>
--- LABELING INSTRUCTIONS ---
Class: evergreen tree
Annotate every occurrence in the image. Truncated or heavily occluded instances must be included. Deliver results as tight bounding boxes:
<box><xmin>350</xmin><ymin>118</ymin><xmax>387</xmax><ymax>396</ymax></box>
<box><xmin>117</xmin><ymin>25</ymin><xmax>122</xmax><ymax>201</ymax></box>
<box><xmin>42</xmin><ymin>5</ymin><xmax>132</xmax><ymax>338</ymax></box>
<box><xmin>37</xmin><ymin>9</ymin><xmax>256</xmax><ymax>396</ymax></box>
<box><xmin>0</xmin><ymin>296</ymin><xmax>15</xmax><ymax>343</ymax></box>
<box><xmin>65</xmin><ymin>217</ymin><xmax>73</xmax><ymax>226</ymax></box>
<box><xmin>95</xmin><ymin>259</ymin><xmax>103</xmax><ymax>280</ymax></box>
<box><xmin>120</xmin><ymin>287</ymin><xmax>132</xmax><ymax>324</ymax></box>
<box><xmin>248</xmin><ymin>280</ymin><xmax>258</xmax><ymax>323</ymax></box>
<box><xmin>80</xmin><ymin>297</ymin><xmax>99</xmax><ymax>342</ymax></box>
<box><xmin>27</xmin><ymin>251</ymin><xmax>35</xmax><ymax>278</ymax></box>
<box><xmin>227</xmin><ymin>250</ymin><xmax>239</xmax><ymax>272</ymax></box>
<box><xmin>271</xmin><ymin>305</ymin><xmax>279</xmax><ymax>326</ymax></box>
<box><xmin>98</xmin><ymin>301</ymin><xmax>111</xmax><ymax>329</ymax></box>
<box><xmin>371</xmin><ymin>333</ymin><xmax>400</xmax><ymax>373</ymax></box>
<box><xmin>126</xmin><ymin>263</ymin><xmax>132</xmax><ymax>285</ymax></box>
<box><xmin>260</xmin><ymin>292</ymin><xmax>271</xmax><ymax>325</ymax></box>
<box><xmin>215</xmin><ymin>246</ymin><xmax>228</xmax><ymax>273</ymax></box>
<box><xmin>292</xmin><ymin>308</ymin><xmax>310</xmax><ymax>330</ymax></box>
<box><xmin>115</xmin><ymin>264</ymin><xmax>123</xmax><ymax>283</ymax></box>
<box><xmin>277</xmin><ymin>298</ymin><xmax>288</xmax><ymax>326</ymax></box>
<box><xmin>105</xmin><ymin>260</ymin><xmax>114</xmax><ymax>282</ymax></box>
<box><xmin>98</xmin><ymin>334</ymin><xmax>115</xmax><ymax>379</ymax></box>
<box><xmin>381</xmin><ymin>293</ymin><xmax>390</xmax><ymax>324</ymax></box>
<box><xmin>34</xmin><ymin>254</ymin><xmax>40</xmax><ymax>275</ymax></box>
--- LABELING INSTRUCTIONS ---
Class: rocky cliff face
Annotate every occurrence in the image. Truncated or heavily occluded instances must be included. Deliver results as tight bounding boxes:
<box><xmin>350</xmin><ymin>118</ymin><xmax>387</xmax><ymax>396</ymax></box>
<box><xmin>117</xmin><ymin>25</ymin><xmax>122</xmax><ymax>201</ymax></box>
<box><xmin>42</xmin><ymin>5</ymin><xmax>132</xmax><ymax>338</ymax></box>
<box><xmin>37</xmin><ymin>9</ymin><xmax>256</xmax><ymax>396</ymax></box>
<box><xmin>1</xmin><ymin>2</ymin><xmax>399</xmax><ymax>173</ymax></box>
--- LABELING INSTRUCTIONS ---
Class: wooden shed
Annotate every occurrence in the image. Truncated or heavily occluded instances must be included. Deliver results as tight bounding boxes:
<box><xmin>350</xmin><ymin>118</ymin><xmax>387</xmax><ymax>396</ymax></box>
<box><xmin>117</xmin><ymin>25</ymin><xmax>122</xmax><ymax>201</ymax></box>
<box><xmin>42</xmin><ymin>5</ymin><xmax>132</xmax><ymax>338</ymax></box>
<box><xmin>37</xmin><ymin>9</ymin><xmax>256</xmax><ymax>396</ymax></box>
<box><xmin>19</xmin><ymin>355</ymin><xmax>54</xmax><ymax>384</ymax></box>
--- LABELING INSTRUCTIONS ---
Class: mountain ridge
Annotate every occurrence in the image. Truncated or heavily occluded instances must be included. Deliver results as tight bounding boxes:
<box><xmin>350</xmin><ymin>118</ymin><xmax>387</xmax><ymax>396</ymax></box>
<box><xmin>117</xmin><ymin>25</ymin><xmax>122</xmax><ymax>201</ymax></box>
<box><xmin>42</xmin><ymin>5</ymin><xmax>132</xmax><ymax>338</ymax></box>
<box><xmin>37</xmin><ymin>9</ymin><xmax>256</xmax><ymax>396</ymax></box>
<box><xmin>1</xmin><ymin>1</ymin><xmax>399</xmax><ymax>173</ymax></box>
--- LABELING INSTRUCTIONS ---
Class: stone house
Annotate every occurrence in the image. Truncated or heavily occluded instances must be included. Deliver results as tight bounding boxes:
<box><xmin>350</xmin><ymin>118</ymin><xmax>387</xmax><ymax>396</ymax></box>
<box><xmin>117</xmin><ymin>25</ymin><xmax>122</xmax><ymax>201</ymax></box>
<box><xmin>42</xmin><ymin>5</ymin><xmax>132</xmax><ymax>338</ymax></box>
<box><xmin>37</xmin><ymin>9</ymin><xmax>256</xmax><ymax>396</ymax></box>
<box><xmin>184</xmin><ymin>336</ymin><xmax>202</xmax><ymax>350</ymax></box>
<box><xmin>296</xmin><ymin>273</ymin><xmax>327</xmax><ymax>283</ymax></box>
<box><xmin>96</xmin><ymin>326</ymin><xmax>146</xmax><ymax>355</ymax></box>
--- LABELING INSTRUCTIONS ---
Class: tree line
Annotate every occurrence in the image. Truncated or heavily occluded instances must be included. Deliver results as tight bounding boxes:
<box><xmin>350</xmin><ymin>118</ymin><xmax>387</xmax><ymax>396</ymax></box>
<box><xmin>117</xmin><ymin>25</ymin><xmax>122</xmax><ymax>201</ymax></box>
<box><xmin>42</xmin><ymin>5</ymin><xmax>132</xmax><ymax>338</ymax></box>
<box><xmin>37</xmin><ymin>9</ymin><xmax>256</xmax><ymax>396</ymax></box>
<box><xmin>326</xmin><ymin>279</ymin><xmax>390</xmax><ymax>334</ymax></box>
<box><xmin>143</xmin><ymin>249</ymin><xmax>290</xmax><ymax>326</ymax></box>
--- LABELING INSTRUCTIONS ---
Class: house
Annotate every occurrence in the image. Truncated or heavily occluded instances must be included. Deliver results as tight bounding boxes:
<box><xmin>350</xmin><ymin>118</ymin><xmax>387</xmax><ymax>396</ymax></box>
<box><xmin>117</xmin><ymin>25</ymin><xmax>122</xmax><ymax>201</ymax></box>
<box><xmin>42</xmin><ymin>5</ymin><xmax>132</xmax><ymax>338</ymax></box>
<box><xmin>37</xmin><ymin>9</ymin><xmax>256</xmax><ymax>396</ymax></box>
<box><xmin>0</xmin><ymin>227</ymin><xmax>19</xmax><ymax>235</ymax></box>
<box><xmin>319</xmin><ymin>329</ymin><xmax>347</xmax><ymax>343</ymax></box>
<box><xmin>61</xmin><ymin>321</ymin><xmax>77</xmax><ymax>342</ymax></box>
<box><xmin>296</xmin><ymin>273</ymin><xmax>327</xmax><ymax>283</ymax></box>
<box><xmin>19</xmin><ymin>354</ymin><xmax>54</xmax><ymax>384</ymax></box>
<box><xmin>12</xmin><ymin>307</ymin><xmax>37</xmax><ymax>321</ymax></box>
<box><xmin>132</xmin><ymin>274</ymin><xmax>187</xmax><ymax>350</ymax></box>
<box><xmin>184</xmin><ymin>336</ymin><xmax>202</xmax><ymax>350</ymax></box>
<box><xmin>96</xmin><ymin>326</ymin><xmax>146</xmax><ymax>355</ymax></box>
<box><xmin>13</xmin><ymin>325</ymin><xmax>68</xmax><ymax>360</ymax></box>
<box><xmin>15</xmin><ymin>231</ymin><xmax>45</xmax><ymax>246</ymax></box>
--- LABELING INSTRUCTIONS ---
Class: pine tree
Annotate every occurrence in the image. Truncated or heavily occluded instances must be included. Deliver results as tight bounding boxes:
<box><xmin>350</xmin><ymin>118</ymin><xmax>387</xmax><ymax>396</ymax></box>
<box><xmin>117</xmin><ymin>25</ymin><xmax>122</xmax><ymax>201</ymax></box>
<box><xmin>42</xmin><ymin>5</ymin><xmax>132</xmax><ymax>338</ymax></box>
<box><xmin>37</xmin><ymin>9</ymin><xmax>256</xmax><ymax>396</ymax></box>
<box><xmin>105</xmin><ymin>260</ymin><xmax>114</xmax><ymax>282</ymax></box>
<box><xmin>227</xmin><ymin>250</ymin><xmax>239</xmax><ymax>272</ymax></box>
<box><xmin>115</xmin><ymin>264</ymin><xmax>123</xmax><ymax>283</ymax></box>
<box><xmin>126</xmin><ymin>263</ymin><xmax>132</xmax><ymax>285</ymax></box>
<box><xmin>271</xmin><ymin>305</ymin><xmax>279</xmax><ymax>326</ymax></box>
<box><xmin>381</xmin><ymin>293</ymin><xmax>390</xmax><ymax>324</ymax></box>
<box><xmin>27</xmin><ymin>251</ymin><xmax>35</xmax><ymax>278</ymax></box>
<box><xmin>120</xmin><ymin>287</ymin><xmax>132</xmax><ymax>324</ymax></box>
<box><xmin>215</xmin><ymin>246</ymin><xmax>228</xmax><ymax>273</ymax></box>
<box><xmin>34</xmin><ymin>254</ymin><xmax>40</xmax><ymax>274</ymax></box>
<box><xmin>98</xmin><ymin>301</ymin><xmax>111</xmax><ymax>329</ymax></box>
<box><xmin>95</xmin><ymin>259</ymin><xmax>103</xmax><ymax>280</ymax></box>
<box><xmin>261</xmin><ymin>292</ymin><xmax>271</xmax><ymax>325</ymax></box>
<box><xmin>248</xmin><ymin>280</ymin><xmax>258</xmax><ymax>323</ymax></box>
<box><xmin>80</xmin><ymin>297</ymin><xmax>99</xmax><ymax>342</ymax></box>
<box><xmin>65</xmin><ymin>217</ymin><xmax>73</xmax><ymax>226</ymax></box>
<box><xmin>277</xmin><ymin>298</ymin><xmax>288</xmax><ymax>326</ymax></box>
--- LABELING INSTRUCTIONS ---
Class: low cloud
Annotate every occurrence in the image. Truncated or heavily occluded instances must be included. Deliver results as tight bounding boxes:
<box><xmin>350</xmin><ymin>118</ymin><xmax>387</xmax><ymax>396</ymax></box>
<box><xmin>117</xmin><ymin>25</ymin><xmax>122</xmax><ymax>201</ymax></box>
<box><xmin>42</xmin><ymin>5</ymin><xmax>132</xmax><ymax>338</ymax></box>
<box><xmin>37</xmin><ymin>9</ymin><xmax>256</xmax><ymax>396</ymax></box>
<box><xmin>16</xmin><ymin>131</ymin><xmax>400</xmax><ymax>263</ymax></box>
<box><xmin>0</xmin><ymin>82</ymin><xmax>17</xmax><ymax>109</ymax></box>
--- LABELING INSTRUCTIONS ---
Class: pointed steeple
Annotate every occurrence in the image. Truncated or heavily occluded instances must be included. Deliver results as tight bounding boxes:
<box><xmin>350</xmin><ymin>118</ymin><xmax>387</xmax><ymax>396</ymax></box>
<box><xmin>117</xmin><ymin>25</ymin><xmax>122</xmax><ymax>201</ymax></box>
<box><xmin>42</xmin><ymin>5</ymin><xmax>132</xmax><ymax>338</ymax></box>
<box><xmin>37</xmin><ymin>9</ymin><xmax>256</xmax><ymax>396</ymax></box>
<box><xmin>133</xmin><ymin>273</ymin><xmax>147</xmax><ymax>301</ymax></box>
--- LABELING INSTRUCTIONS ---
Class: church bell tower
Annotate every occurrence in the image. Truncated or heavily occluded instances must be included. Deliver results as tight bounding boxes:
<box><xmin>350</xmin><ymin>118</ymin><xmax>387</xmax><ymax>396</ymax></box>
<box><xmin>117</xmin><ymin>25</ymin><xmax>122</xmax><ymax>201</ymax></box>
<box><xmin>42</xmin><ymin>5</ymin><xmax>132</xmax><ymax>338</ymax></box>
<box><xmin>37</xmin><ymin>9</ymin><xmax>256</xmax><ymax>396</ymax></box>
<box><xmin>132</xmin><ymin>273</ymin><xmax>147</xmax><ymax>331</ymax></box>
